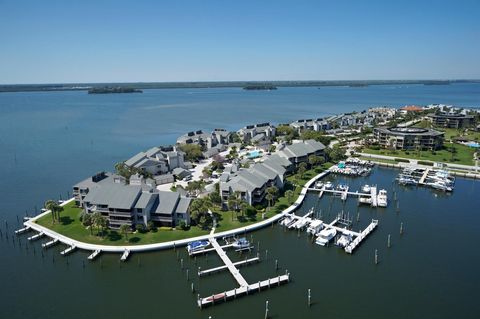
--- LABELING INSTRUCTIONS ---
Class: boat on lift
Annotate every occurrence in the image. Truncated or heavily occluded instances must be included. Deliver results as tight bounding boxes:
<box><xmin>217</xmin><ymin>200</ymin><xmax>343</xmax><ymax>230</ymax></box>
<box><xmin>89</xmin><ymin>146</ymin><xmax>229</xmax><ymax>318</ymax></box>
<box><xmin>324</xmin><ymin>181</ymin><xmax>334</xmax><ymax>190</ymax></box>
<box><xmin>306</xmin><ymin>220</ymin><xmax>324</xmax><ymax>235</ymax></box>
<box><xmin>377</xmin><ymin>189</ymin><xmax>388</xmax><ymax>207</ymax></box>
<box><xmin>336</xmin><ymin>232</ymin><xmax>353</xmax><ymax>248</ymax></box>
<box><xmin>232</xmin><ymin>237</ymin><xmax>250</xmax><ymax>250</ymax></box>
<box><xmin>361</xmin><ymin>184</ymin><xmax>371</xmax><ymax>193</ymax></box>
<box><xmin>315</xmin><ymin>228</ymin><xmax>337</xmax><ymax>246</ymax></box>
<box><xmin>187</xmin><ymin>240</ymin><xmax>210</xmax><ymax>254</ymax></box>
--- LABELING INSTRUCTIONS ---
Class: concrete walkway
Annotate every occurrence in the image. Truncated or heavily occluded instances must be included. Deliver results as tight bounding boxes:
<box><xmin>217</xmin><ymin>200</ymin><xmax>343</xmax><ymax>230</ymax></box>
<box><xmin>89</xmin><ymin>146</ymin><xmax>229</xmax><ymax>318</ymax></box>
<box><xmin>23</xmin><ymin>170</ymin><xmax>331</xmax><ymax>254</ymax></box>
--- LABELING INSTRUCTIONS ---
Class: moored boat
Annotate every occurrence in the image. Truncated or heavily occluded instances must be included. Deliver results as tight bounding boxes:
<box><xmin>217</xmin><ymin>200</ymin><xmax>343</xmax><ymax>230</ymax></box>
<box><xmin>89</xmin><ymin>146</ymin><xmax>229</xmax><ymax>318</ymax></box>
<box><xmin>187</xmin><ymin>240</ymin><xmax>210</xmax><ymax>254</ymax></box>
<box><xmin>315</xmin><ymin>228</ymin><xmax>337</xmax><ymax>246</ymax></box>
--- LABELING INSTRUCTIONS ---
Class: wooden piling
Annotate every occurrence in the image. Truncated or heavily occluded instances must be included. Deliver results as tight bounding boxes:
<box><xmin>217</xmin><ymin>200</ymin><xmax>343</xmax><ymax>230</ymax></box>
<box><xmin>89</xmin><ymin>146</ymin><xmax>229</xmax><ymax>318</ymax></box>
<box><xmin>264</xmin><ymin>300</ymin><xmax>269</xmax><ymax>319</ymax></box>
<box><xmin>400</xmin><ymin>222</ymin><xmax>404</xmax><ymax>235</ymax></box>
<box><xmin>308</xmin><ymin>288</ymin><xmax>311</xmax><ymax>307</ymax></box>
<box><xmin>375</xmin><ymin>249</ymin><xmax>378</xmax><ymax>265</ymax></box>
<box><xmin>387</xmin><ymin>234</ymin><xmax>391</xmax><ymax>248</ymax></box>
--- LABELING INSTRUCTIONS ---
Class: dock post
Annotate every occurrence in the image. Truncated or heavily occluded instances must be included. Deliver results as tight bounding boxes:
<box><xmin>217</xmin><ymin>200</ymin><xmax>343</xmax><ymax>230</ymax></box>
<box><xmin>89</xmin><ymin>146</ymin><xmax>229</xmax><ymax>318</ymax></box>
<box><xmin>387</xmin><ymin>234</ymin><xmax>391</xmax><ymax>248</ymax></box>
<box><xmin>198</xmin><ymin>266</ymin><xmax>201</xmax><ymax>275</ymax></box>
<box><xmin>308</xmin><ymin>288</ymin><xmax>311</xmax><ymax>307</ymax></box>
<box><xmin>212</xmin><ymin>295</ymin><xmax>214</xmax><ymax>305</ymax></box>
<box><xmin>234</xmin><ymin>288</ymin><xmax>237</xmax><ymax>299</ymax></box>
<box><xmin>297</xmin><ymin>228</ymin><xmax>300</xmax><ymax>238</ymax></box>
<box><xmin>258</xmin><ymin>281</ymin><xmax>261</xmax><ymax>292</ymax></box>
<box><xmin>257</xmin><ymin>241</ymin><xmax>260</xmax><ymax>251</ymax></box>
<box><xmin>264</xmin><ymin>300</ymin><xmax>269</xmax><ymax>319</ymax></box>
<box><xmin>265</xmin><ymin>249</ymin><xmax>268</xmax><ymax>261</ymax></box>
<box><xmin>268</xmin><ymin>278</ymin><xmax>271</xmax><ymax>288</ymax></box>
<box><xmin>194</xmin><ymin>256</ymin><xmax>197</xmax><ymax>265</ymax></box>
<box><xmin>278</xmin><ymin>275</ymin><xmax>281</xmax><ymax>286</ymax></box>
<box><xmin>400</xmin><ymin>222</ymin><xmax>404</xmax><ymax>235</ymax></box>
<box><xmin>186</xmin><ymin>268</ymin><xmax>189</xmax><ymax>281</ymax></box>
<box><xmin>176</xmin><ymin>250</ymin><xmax>179</xmax><ymax>260</ymax></box>
<box><xmin>275</xmin><ymin>259</ymin><xmax>278</xmax><ymax>270</ymax></box>
<box><xmin>180</xmin><ymin>258</ymin><xmax>183</xmax><ymax>269</ymax></box>
<box><xmin>224</xmin><ymin>292</ymin><xmax>226</xmax><ymax>302</ymax></box>
<box><xmin>191</xmin><ymin>282</ymin><xmax>194</xmax><ymax>293</ymax></box>
<box><xmin>375</xmin><ymin>249</ymin><xmax>378</xmax><ymax>265</ymax></box>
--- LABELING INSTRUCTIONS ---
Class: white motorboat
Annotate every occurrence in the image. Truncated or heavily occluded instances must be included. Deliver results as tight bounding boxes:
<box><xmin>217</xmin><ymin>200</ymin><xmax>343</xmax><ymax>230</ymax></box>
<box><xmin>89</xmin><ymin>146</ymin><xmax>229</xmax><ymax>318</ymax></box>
<box><xmin>336</xmin><ymin>232</ymin><xmax>353</xmax><ymax>248</ymax></box>
<box><xmin>377</xmin><ymin>189</ymin><xmax>388</xmax><ymax>207</ymax></box>
<box><xmin>294</xmin><ymin>217</ymin><xmax>311</xmax><ymax>229</ymax></box>
<box><xmin>315</xmin><ymin>181</ymin><xmax>324</xmax><ymax>189</ymax></box>
<box><xmin>361</xmin><ymin>184</ymin><xmax>371</xmax><ymax>193</ymax></box>
<box><xmin>428</xmin><ymin>181</ymin><xmax>453</xmax><ymax>192</ymax></box>
<box><xmin>306</xmin><ymin>220</ymin><xmax>324</xmax><ymax>235</ymax></box>
<box><xmin>315</xmin><ymin>228</ymin><xmax>337</xmax><ymax>246</ymax></box>
<box><xmin>280</xmin><ymin>214</ymin><xmax>295</xmax><ymax>227</ymax></box>
<box><xmin>324</xmin><ymin>181</ymin><xmax>334</xmax><ymax>190</ymax></box>
<box><xmin>232</xmin><ymin>237</ymin><xmax>250</xmax><ymax>250</ymax></box>
<box><xmin>358</xmin><ymin>197</ymin><xmax>372</xmax><ymax>205</ymax></box>
<box><xmin>336</xmin><ymin>184</ymin><xmax>348</xmax><ymax>191</ymax></box>
<box><xmin>187</xmin><ymin>240</ymin><xmax>210</xmax><ymax>254</ymax></box>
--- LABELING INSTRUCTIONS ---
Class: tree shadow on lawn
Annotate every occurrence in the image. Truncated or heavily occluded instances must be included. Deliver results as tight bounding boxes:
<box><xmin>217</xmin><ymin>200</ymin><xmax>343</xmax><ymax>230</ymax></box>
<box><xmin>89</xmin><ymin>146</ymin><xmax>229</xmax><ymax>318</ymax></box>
<box><xmin>59</xmin><ymin>216</ymin><xmax>74</xmax><ymax>225</ymax></box>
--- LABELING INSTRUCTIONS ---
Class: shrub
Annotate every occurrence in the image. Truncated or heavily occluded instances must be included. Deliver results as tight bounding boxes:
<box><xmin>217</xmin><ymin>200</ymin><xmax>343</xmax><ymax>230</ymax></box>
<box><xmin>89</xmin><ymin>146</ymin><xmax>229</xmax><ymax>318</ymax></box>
<box><xmin>135</xmin><ymin>223</ymin><xmax>146</xmax><ymax>233</ymax></box>
<box><xmin>418</xmin><ymin>160</ymin><xmax>434</xmax><ymax>166</ymax></box>
<box><xmin>147</xmin><ymin>221</ymin><xmax>157</xmax><ymax>232</ymax></box>
<box><xmin>176</xmin><ymin>220</ymin><xmax>188</xmax><ymax>230</ymax></box>
<box><xmin>394</xmin><ymin>158</ymin><xmax>409</xmax><ymax>163</ymax></box>
<box><xmin>159</xmin><ymin>227</ymin><xmax>173</xmax><ymax>231</ymax></box>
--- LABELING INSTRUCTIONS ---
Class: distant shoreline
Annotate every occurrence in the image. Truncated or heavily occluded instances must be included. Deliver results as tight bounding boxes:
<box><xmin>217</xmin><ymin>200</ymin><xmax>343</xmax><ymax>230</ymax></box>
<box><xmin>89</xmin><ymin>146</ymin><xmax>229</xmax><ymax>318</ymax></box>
<box><xmin>0</xmin><ymin>79</ymin><xmax>478</xmax><ymax>93</ymax></box>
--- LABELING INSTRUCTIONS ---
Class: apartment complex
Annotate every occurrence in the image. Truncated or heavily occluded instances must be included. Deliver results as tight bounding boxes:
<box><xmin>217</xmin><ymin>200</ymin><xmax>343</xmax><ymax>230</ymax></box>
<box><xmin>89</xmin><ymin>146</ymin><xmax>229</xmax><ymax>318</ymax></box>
<box><xmin>373</xmin><ymin>127</ymin><xmax>444</xmax><ymax>150</ymax></box>
<box><xmin>428</xmin><ymin>113</ymin><xmax>476</xmax><ymax>129</ymax></box>
<box><xmin>73</xmin><ymin>172</ymin><xmax>191</xmax><ymax>229</ymax></box>
<box><xmin>125</xmin><ymin>145</ymin><xmax>186</xmax><ymax>177</ymax></box>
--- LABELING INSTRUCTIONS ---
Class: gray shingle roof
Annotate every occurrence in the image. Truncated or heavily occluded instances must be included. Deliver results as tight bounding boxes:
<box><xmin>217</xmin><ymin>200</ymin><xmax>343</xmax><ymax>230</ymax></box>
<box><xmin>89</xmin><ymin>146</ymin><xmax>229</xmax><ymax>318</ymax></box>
<box><xmin>145</xmin><ymin>147</ymin><xmax>161</xmax><ymax>157</ymax></box>
<box><xmin>155</xmin><ymin>191</ymin><xmax>180</xmax><ymax>215</ymax></box>
<box><xmin>176</xmin><ymin>197</ymin><xmax>191</xmax><ymax>214</ymax></box>
<box><xmin>84</xmin><ymin>183</ymin><xmax>141</xmax><ymax>210</ymax></box>
<box><xmin>134</xmin><ymin>192</ymin><xmax>155</xmax><ymax>209</ymax></box>
<box><xmin>125</xmin><ymin>152</ymin><xmax>147</xmax><ymax>167</ymax></box>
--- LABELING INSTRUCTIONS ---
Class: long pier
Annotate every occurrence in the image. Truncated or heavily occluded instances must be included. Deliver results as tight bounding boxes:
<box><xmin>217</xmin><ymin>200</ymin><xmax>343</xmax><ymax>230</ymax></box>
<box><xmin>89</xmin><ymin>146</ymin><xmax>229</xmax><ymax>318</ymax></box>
<box><xmin>198</xmin><ymin>257</ymin><xmax>260</xmax><ymax>276</ymax></box>
<box><xmin>344</xmin><ymin>219</ymin><xmax>378</xmax><ymax>254</ymax></box>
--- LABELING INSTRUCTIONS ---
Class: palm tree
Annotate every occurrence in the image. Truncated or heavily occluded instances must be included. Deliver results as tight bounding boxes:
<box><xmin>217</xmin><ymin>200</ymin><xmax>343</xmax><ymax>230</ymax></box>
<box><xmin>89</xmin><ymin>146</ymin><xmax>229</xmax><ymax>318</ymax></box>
<box><xmin>308</xmin><ymin>155</ymin><xmax>318</xmax><ymax>168</ymax></box>
<box><xmin>44</xmin><ymin>200</ymin><xmax>60</xmax><ymax>223</ymax></box>
<box><xmin>92</xmin><ymin>212</ymin><xmax>103</xmax><ymax>236</ymax></box>
<box><xmin>265</xmin><ymin>186</ymin><xmax>279</xmax><ymax>209</ymax></box>
<box><xmin>285</xmin><ymin>190</ymin><xmax>294</xmax><ymax>204</ymax></box>
<box><xmin>297</xmin><ymin>162</ymin><xmax>307</xmax><ymax>179</ymax></box>
<box><xmin>119</xmin><ymin>224</ymin><xmax>130</xmax><ymax>241</ymax></box>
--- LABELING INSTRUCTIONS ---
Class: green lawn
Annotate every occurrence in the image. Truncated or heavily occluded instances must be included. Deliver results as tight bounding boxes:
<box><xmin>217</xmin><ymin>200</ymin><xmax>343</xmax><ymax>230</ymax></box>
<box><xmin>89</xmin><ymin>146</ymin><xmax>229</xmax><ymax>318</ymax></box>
<box><xmin>362</xmin><ymin>143</ymin><xmax>475</xmax><ymax>165</ymax></box>
<box><xmin>35</xmin><ymin>163</ymin><xmax>334</xmax><ymax>245</ymax></box>
<box><xmin>358</xmin><ymin>156</ymin><xmax>397</xmax><ymax>164</ymax></box>
<box><xmin>35</xmin><ymin>202</ymin><xmax>209</xmax><ymax>245</ymax></box>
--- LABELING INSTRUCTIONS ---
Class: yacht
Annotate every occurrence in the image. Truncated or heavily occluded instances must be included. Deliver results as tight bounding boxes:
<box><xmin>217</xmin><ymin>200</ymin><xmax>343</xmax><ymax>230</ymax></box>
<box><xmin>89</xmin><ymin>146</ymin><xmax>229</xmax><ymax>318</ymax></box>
<box><xmin>280</xmin><ymin>214</ymin><xmax>295</xmax><ymax>227</ymax></box>
<box><xmin>315</xmin><ymin>228</ymin><xmax>337</xmax><ymax>246</ymax></box>
<box><xmin>336</xmin><ymin>184</ymin><xmax>348</xmax><ymax>191</ymax></box>
<box><xmin>324</xmin><ymin>181</ymin><xmax>334</xmax><ymax>190</ymax></box>
<box><xmin>377</xmin><ymin>189</ymin><xmax>388</xmax><ymax>207</ymax></box>
<box><xmin>187</xmin><ymin>240</ymin><xmax>210</xmax><ymax>254</ymax></box>
<box><xmin>361</xmin><ymin>184</ymin><xmax>371</xmax><ymax>193</ymax></box>
<box><xmin>428</xmin><ymin>181</ymin><xmax>453</xmax><ymax>192</ymax></box>
<box><xmin>232</xmin><ymin>237</ymin><xmax>250</xmax><ymax>250</ymax></box>
<box><xmin>315</xmin><ymin>181</ymin><xmax>324</xmax><ymax>189</ymax></box>
<box><xmin>336</xmin><ymin>232</ymin><xmax>353</xmax><ymax>248</ymax></box>
<box><xmin>397</xmin><ymin>176</ymin><xmax>418</xmax><ymax>186</ymax></box>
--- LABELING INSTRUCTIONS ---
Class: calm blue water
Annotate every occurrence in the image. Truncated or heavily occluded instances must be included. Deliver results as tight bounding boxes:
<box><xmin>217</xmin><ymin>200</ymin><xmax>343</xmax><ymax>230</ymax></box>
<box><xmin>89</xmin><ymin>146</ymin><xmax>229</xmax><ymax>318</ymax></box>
<box><xmin>0</xmin><ymin>83</ymin><xmax>479</xmax><ymax>318</ymax></box>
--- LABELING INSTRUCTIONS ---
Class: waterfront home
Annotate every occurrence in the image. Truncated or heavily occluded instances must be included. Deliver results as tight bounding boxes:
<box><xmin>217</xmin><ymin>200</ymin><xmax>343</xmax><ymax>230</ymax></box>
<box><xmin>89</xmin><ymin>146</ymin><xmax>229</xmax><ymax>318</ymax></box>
<box><xmin>74</xmin><ymin>172</ymin><xmax>191</xmax><ymax>229</ymax></box>
<box><xmin>428</xmin><ymin>113</ymin><xmax>476</xmax><ymax>129</ymax></box>
<box><xmin>276</xmin><ymin>139</ymin><xmax>325</xmax><ymax>166</ymax></box>
<box><xmin>237</xmin><ymin>123</ymin><xmax>276</xmax><ymax>143</ymax></box>
<box><xmin>399</xmin><ymin>105</ymin><xmax>424</xmax><ymax>114</ymax></box>
<box><xmin>125</xmin><ymin>145</ymin><xmax>186</xmax><ymax>176</ymax></box>
<box><xmin>373</xmin><ymin>127</ymin><xmax>444</xmax><ymax>150</ymax></box>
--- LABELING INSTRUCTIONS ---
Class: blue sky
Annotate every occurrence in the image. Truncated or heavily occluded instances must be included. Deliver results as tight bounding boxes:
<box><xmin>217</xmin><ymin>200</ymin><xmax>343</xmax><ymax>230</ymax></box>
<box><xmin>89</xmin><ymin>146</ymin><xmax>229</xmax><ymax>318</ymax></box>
<box><xmin>0</xmin><ymin>0</ymin><xmax>479</xmax><ymax>84</ymax></box>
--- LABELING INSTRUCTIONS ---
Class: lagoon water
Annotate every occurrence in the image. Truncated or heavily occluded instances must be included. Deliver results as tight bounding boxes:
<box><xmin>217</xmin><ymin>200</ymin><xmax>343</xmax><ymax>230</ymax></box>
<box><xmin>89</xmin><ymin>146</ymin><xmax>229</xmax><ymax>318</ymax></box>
<box><xmin>1</xmin><ymin>84</ymin><xmax>480</xmax><ymax>318</ymax></box>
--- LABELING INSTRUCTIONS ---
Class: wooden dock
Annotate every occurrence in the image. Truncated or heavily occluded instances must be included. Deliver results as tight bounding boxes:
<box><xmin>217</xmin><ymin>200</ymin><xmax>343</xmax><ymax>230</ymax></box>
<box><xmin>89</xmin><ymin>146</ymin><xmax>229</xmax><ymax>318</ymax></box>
<box><xmin>60</xmin><ymin>245</ymin><xmax>76</xmax><ymax>256</ymax></box>
<box><xmin>42</xmin><ymin>238</ymin><xmax>59</xmax><ymax>249</ymax></box>
<box><xmin>341</xmin><ymin>186</ymin><xmax>349</xmax><ymax>201</ymax></box>
<box><xmin>210</xmin><ymin>237</ymin><xmax>248</xmax><ymax>287</ymax></box>
<box><xmin>197</xmin><ymin>274</ymin><xmax>290</xmax><ymax>308</ymax></box>
<box><xmin>370</xmin><ymin>186</ymin><xmax>378</xmax><ymax>207</ymax></box>
<box><xmin>88</xmin><ymin>250</ymin><xmax>101</xmax><ymax>260</ymax></box>
<box><xmin>198</xmin><ymin>257</ymin><xmax>260</xmax><ymax>276</ymax></box>
<box><xmin>419</xmin><ymin>168</ymin><xmax>431</xmax><ymax>184</ymax></box>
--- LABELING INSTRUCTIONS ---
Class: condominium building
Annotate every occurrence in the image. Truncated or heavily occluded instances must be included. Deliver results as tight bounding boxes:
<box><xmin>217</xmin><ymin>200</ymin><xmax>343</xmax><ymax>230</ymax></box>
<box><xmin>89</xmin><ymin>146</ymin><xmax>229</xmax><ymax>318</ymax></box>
<box><xmin>428</xmin><ymin>113</ymin><xmax>476</xmax><ymax>129</ymax></box>
<box><xmin>373</xmin><ymin>127</ymin><xmax>444</xmax><ymax>150</ymax></box>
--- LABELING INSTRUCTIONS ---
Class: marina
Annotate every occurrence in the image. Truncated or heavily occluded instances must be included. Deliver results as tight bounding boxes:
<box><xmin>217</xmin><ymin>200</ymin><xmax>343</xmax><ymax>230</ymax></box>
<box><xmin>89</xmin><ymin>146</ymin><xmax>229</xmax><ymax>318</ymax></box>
<box><xmin>396</xmin><ymin>166</ymin><xmax>456</xmax><ymax>192</ymax></box>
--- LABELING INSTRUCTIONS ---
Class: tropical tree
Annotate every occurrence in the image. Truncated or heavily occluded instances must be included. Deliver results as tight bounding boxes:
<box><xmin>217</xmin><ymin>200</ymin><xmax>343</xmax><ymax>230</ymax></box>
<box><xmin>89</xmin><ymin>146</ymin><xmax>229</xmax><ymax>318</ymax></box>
<box><xmin>308</xmin><ymin>155</ymin><xmax>319</xmax><ymax>167</ymax></box>
<box><xmin>285</xmin><ymin>190</ymin><xmax>294</xmax><ymax>204</ymax></box>
<box><xmin>92</xmin><ymin>212</ymin><xmax>103</xmax><ymax>236</ymax></box>
<box><xmin>119</xmin><ymin>224</ymin><xmax>130</xmax><ymax>240</ymax></box>
<box><xmin>297</xmin><ymin>162</ymin><xmax>308</xmax><ymax>179</ymax></box>
<box><xmin>265</xmin><ymin>186</ymin><xmax>279</xmax><ymax>209</ymax></box>
<box><xmin>44</xmin><ymin>200</ymin><xmax>63</xmax><ymax>223</ymax></box>
<box><xmin>82</xmin><ymin>213</ymin><xmax>94</xmax><ymax>235</ymax></box>
<box><xmin>189</xmin><ymin>198</ymin><xmax>213</xmax><ymax>227</ymax></box>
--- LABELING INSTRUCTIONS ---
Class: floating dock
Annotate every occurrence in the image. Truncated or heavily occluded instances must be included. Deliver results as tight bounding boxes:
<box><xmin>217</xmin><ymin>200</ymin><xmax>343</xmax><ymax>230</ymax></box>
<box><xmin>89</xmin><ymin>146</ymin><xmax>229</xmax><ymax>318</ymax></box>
<box><xmin>344</xmin><ymin>219</ymin><xmax>378</xmax><ymax>254</ymax></box>
<box><xmin>60</xmin><ymin>245</ymin><xmax>76</xmax><ymax>256</ymax></box>
<box><xmin>42</xmin><ymin>238</ymin><xmax>59</xmax><ymax>249</ymax></box>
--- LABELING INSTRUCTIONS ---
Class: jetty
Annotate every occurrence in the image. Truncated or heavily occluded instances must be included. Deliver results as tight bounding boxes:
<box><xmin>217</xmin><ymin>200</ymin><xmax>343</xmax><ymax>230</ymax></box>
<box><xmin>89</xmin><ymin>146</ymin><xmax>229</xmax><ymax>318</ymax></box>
<box><xmin>344</xmin><ymin>219</ymin><xmax>378</xmax><ymax>254</ymax></box>
<box><xmin>60</xmin><ymin>245</ymin><xmax>76</xmax><ymax>256</ymax></box>
<box><xmin>307</xmin><ymin>186</ymin><xmax>383</xmax><ymax>207</ymax></box>
<box><xmin>195</xmin><ymin>236</ymin><xmax>290</xmax><ymax>308</ymax></box>
<box><xmin>120</xmin><ymin>249</ymin><xmax>130</xmax><ymax>262</ymax></box>
<box><xmin>15</xmin><ymin>226</ymin><xmax>30</xmax><ymax>234</ymax></box>
<box><xmin>88</xmin><ymin>250</ymin><xmax>101</xmax><ymax>261</ymax></box>
<box><xmin>27</xmin><ymin>232</ymin><xmax>44</xmax><ymax>241</ymax></box>
<box><xmin>42</xmin><ymin>238</ymin><xmax>59</xmax><ymax>249</ymax></box>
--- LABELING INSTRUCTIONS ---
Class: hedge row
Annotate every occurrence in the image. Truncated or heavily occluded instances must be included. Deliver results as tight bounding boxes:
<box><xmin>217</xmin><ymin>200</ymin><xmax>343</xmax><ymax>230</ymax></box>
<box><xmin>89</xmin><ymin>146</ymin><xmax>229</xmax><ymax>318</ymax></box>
<box><xmin>394</xmin><ymin>158</ymin><xmax>410</xmax><ymax>163</ymax></box>
<box><xmin>418</xmin><ymin>160</ymin><xmax>434</xmax><ymax>166</ymax></box>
